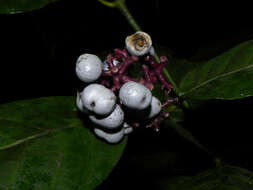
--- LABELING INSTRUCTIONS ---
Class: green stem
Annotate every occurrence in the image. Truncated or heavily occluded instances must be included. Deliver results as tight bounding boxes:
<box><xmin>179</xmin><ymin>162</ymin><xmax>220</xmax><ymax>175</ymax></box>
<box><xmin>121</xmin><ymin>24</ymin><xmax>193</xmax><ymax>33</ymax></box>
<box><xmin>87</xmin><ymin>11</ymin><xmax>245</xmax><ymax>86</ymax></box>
<box><xmin>98</xmin><ymin>0</ymin><xmax>220</xmax><ymax>165</ymax></box>
<box><xmin>115</xmin><ymin>0</ymin><xmax>141</xmax><ymax>31</ymax></box>
<box><xmin>97</xmin><ymin>0</ymin><xmax>190</xmax><ymax>109</ymax></box>
<box><xmin>153</xmin><ymin>53</ymin><xmax>178</xmax><ymax>94</ymax></box>
<box><xmin>98</xmin><ymin>0</ymin><xmax>116</xmax><ymax>7</ymax></box>
<box><xmin>115</xmin><ymin>1</ymin><xmax>178</xmax><ymax>92</ymax></box>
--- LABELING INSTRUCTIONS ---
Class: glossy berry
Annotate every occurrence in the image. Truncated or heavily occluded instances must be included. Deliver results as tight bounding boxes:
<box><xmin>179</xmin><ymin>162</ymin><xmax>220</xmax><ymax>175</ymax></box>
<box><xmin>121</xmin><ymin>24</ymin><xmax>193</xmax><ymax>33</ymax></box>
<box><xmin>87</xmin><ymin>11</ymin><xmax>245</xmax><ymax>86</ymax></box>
<box><xmin>89</xmin><ymin>104</ymin><xmax>124</xmax><ymax>129</ymax></box>
<box><xmin>81</xmin><ymin>84</ymin><xmax>116</xmax><ymax>115</ymax></box>
<box><xmin>148</xmin><ymin>96</ymin><xmax>162</xmax><ymax>118</ymax></box>
<box><xmin>76</xmin><ymin>54</ymin><xmax>103</xmax><ymax>83</ymax></box>
<box><xmin>94</xmin><ymin>127</ymin><xmax>124</xmax><ymax>144</ymax></box>
<box><xmin>119</xmin><ymin>81</ymin><xmax>152</xmax><ymax>110</ymax></box>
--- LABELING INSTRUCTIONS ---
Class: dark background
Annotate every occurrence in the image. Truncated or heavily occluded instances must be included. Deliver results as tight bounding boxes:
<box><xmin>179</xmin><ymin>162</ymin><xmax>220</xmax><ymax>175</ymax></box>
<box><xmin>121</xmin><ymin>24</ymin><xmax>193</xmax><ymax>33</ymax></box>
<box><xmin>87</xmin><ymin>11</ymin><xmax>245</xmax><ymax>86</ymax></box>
<box><xmin>1</xmin><ymin>1</ymin><xmax>253</xmax><ymax>189</ymax></box>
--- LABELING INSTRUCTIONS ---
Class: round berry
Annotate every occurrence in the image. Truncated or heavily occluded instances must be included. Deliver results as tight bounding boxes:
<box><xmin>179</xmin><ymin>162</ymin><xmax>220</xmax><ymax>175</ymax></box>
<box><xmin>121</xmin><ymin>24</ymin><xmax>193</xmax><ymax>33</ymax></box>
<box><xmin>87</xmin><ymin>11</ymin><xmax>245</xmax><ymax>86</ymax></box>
<box><xmin>76</xmin><ymin>91</ymin><xmax>88</xmax><ymax>114</ymax></box>
<box><xmin>119</xmin><ymin>81</ymin><xmax>152</xmax><ymax>110</ymax></box>
<box><xmin>148</xmin><ymin>96</ymin><xmax>162</xmax><ymax>118</ymax></box>
<box><xmin>123</xmin><ymin>122</ymin><xmax>133</xmax><ymax>134</ymax></box>
<box><xmin>76</xmin><ymin>53</ymin><xmax>103</xmax><ymax>83</ymax></box>
<box><xmin>89</xmin><ymin>104</ymin><xmax>124</xmax><ymax>129</ymax></box>
<box><xmin>81</xmin><ymin>84</ymin><xmax>116</xmax><ymax>115</ymax></box>
<box><xmin>94</xmin><ymin>127</ymin><xmax>124</xmax><ymax>144</ymax></box>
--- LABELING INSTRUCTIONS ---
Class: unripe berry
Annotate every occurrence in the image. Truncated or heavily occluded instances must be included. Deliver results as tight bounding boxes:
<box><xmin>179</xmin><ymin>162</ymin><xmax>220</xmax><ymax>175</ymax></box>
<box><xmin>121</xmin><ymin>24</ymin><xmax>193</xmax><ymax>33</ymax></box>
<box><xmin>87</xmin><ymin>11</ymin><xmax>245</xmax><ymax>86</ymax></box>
<box><xmin>76</xmin><ymin>54</ymin><xmax>103</xmax><ymax>83</ymax></box>
<box><xmin>89</xmin><ymin>104</ymin><xmax>124</xmax><ymax>129</ymax></box>
<box><xmin>148</xmin><ymin>96</ymin><xmax>162</xmax><ymax>118</ymax></box>
<box><xmin>81</xmin><ymin>84</ymin><xmax>116</xmax><ymax>115</ymax></box>
<box><xmin>76</xmin><ymin>91</ymin><xmax>88</xmax><ymax>114</ymax></box>
<box><xmin>119</xmin><ymin>81</ymin><xmax>152</xmax><ymax>110</ymax></box>
<box><xmin>94</xmin><ymin>127</ymin><xmax>124</xmax><ymax>144</ymax></box>
<box><xmin>123</xmin><ymin>122</ymin><xmax>133</xmax><ymax>134</ymax></box>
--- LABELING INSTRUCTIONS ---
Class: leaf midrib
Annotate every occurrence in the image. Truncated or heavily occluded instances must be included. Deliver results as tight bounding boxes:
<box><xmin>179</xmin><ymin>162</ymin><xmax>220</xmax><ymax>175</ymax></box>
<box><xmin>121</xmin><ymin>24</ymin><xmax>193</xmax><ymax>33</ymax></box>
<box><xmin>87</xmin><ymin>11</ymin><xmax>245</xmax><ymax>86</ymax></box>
<box><xmin>179</xmin><ymin>63</ymin><xmax>253</xmax><ymax>97</ymax></box>
<box><xmin>0</xmin><ymin>124</ymin><xmax>79</xmax><ymax>151</ymax></box>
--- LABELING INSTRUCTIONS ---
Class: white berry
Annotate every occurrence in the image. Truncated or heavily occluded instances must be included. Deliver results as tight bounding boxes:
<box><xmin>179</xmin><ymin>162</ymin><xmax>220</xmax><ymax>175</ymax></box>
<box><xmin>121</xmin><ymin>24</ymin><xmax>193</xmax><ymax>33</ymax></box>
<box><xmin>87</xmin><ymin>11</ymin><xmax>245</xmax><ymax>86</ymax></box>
<box><xmin>123</xmin><ymin>122</ymin><xmax>133</xmax><ymax>134</ymax></box>
<box><xmin>149</xmin><ymin>46</ymin><xmax>155</xmax><ymax>56</ymax></box>
<box><xmin>81</xmin><ymin>84</ymin><xmax>116</xmax><ymax>115</ymax></box>
<box><xmin>76</xmin><ymin>53</ymin><xmax>103</xmax><ymax>83</ymax></box>
<box><xmin>94</xmin><ymin>127</ymin><xmax>124</xmax><ymax>144</ymax></box>
<box><xmin>89</xmin><ymin>104</ymin><xmax>124</xmax><ymax>129</ymax></box>
<box><xmin>119</xmin><ymin>81</ymin><xmax>152</xmax><ymax>110</ymax></box>
<box><xmin>148</xmin><ymin>96</ymin><xmax>162</xmax><ymax>118</ymax></box>
<box><xmin>76</xmin><ymin>91</ymin><xmax>88</xmax><ymax>114</ymax></box>
<box><xmin>125</xmin><ymin>31</ymin><xmax>152</xmax><ymax>56</ymax></box>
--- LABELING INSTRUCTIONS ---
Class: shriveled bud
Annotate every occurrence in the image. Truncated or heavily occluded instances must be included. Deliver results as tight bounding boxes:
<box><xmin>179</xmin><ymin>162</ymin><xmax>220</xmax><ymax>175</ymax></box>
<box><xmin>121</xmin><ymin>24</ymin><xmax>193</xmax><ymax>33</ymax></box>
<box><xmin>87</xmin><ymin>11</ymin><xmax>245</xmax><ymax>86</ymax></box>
<box><xmin>125</xmin><ymin>31</ymin><xmax>152</xmax><ymax>56</ymax></box>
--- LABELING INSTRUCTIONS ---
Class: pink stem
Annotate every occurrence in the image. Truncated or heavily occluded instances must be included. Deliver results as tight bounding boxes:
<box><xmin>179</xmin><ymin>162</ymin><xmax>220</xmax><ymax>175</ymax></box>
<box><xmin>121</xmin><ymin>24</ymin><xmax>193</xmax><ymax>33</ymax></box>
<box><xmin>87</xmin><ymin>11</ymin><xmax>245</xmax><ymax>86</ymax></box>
<box><xmin>145</xmin><ymin>56</ymin><xmax>158</xmax><ymax>68</ymax></box>
<box><xmin>114</xmin><ymin>48</ymin><xmax>128</xmax><ymax>59</ymax></box>
<box><xmin>160</xmin><ymin>56</ymin><xmax>168</xmax><ymax>64</ymax></box>
<box><xmin>100</xmin><ymin>79</ymin><xmax>110</xmax><ymax>87</ymax></box>
<box><xmin>162</xmin><ymin>98</ymin><xmax>178</xmax><ymax>107</ymax></box>
<box><xmin>102</xmin><ymin>71</ymin><xmax>112</xmax><ymax>76</ymax></box>
<box><xmin>119</xmin><ymin>57</ymin><xmax>136</xmax><ymax>75</ymax></box>
<box><xmin>106</xmin><ymin>54</ymin><xmax>115</xmax><ymax>69</ymax></box>
<box><xmin>113</xmin><ymin>76</ymin><xmax>121</xmax><ymax>90</ymax></box>
<box><xmin>142</xmin><ymin>64</ymin><xmax>152</xmax><ymax>83</ymax></box>
<box><xmin>150</xmin><ymin>72</ymin><xmax>157</xmax><ymax>83</ymax></box>
<box><xmin>155</xmin><ymin>64</ymin><xmax>172</xmax><ymax>90</ymax></box>
<box><xmin>120</xmin><ymin>75</ymin><xmax>137</xmax><ymax>83</ymax></box>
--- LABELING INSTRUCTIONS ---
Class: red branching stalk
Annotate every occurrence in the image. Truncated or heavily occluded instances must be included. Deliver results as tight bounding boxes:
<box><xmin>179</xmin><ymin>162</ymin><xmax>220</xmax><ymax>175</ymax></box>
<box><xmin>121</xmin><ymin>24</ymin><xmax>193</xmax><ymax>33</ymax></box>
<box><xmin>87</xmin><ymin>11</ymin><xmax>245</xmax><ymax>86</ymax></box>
<box><xmin>100</xmin><ymin>48</ymin><xmax>175</xmax><ymax>132</ymax></box>
<box><xmin>113</xmin><ymin>76</ymin><xmax>121</xmax><ymax>91</ymax></box>
<box><xmin>145</xmin><ymin>55</ymin><xmax>172</xmax><ymax>90</ymax></box>
<box><xmin>146</xmin><ymin>112</ymin><xmax>170</xmax><ymax>132</ymax></box>
<box><xmin>120</xmin><ymin>75</ymin><xmax>137</xmax><ymax>83</ymax></box>
<box><xmin>142</xmin><ymin>64</ymin><xmax>152</xmax><ymax>83</ymax></box>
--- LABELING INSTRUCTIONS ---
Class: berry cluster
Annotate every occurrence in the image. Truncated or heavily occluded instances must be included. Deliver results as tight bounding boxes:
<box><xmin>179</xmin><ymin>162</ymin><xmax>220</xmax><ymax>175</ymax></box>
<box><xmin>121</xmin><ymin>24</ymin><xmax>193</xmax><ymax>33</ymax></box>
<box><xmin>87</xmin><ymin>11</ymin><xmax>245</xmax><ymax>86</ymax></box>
<box><xmin>75</xmin><ymin>31</ymin><xmax>177</xmax><ymax>144</ymax></box>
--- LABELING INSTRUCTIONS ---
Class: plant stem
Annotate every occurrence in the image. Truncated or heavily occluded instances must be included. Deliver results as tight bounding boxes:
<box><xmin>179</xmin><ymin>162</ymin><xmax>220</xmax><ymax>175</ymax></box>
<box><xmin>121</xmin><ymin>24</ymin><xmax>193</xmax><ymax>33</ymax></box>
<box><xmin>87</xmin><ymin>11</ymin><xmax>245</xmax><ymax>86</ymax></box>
<box><xmin>97</xmin><ymin>0</ymin><xmax>190</xmax><ymax>109</ymax></box>
<box><xmin>114</xmin><ymin>1</ymin><xmax>178</xmax><ymax>92</ymax></box>
<box><xmin>167</xmin><ymin>119</ymin><xmax>221</xmax><ymax>166</ymax></box>
<box><xmin>98</xmin><ymin>0</ymin><xmax>221</xmax><ymax>165</ymax></box>
<box><xmin>98</xmin><ymin>0</ymin><xmax>116</xmax><ymax>8</ymax></box>
<box><xmin>115</xmin><ymin>0</ymin><xmax>141</xmax><ymax>31</ymax></box>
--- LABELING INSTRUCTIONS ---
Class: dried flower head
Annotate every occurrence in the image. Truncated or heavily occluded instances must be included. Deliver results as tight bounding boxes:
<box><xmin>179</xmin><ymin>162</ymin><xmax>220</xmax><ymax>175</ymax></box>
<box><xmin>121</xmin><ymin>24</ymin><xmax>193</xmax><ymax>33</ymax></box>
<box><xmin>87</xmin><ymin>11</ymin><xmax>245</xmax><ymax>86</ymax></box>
<box><xmin>125</xmin><ymin>31</ymin><xmax>152</xmax><ymax>56</ymax></box>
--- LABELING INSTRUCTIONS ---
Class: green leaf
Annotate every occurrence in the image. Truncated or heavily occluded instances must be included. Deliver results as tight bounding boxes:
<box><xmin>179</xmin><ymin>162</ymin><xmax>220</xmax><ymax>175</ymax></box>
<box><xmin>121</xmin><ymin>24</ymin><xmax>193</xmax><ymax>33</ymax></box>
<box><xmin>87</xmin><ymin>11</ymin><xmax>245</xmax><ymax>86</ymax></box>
<box><xmin>179</xmin><ymin>40</ymin><xmax>253</xmax><ymax>100</ymax></box>
<box><xmin>165</xmin><ymin>59</ymin><xmax>205</xmax><ymax>88</ymax></box>
<box><xmin>154</xmin><ymin>44</ymin><xmax>204</xmax><ymax>88</ymax></box>
<box><xmin>0</xmin><ymin>96</ymin><xmax>126</xmax><ymax>190</ymax></box>
<box><xmin>0</xmin><ymin>0</ymin><xmax>60</xmax><ymax>14</ymax></box>
<box><xmin>158</xmin><ymin>165</ymin><xmax>253</xmax><ymax>190</ymax></box>
<box><xmin>168</xmin><ymin>106</ymin><xmax>184</xmax><ymax>123</ymax></box>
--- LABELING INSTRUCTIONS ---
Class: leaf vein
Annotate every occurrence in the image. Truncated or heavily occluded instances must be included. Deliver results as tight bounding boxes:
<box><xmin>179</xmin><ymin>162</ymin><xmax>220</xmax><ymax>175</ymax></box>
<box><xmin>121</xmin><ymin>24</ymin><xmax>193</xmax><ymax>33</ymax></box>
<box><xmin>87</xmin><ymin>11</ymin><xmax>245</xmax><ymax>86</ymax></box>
<box><xmin>180</xmin><ymin>60</ymin><xmax>253</xmax><ymax>97</ymax></box>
